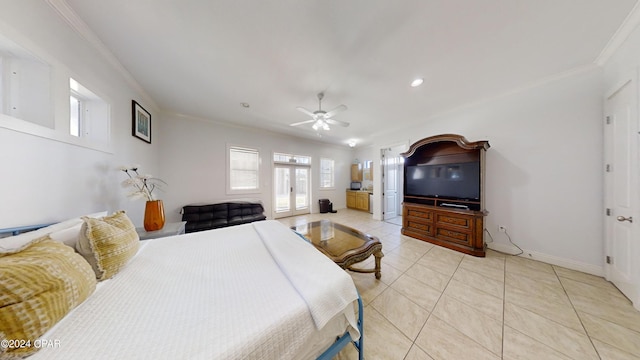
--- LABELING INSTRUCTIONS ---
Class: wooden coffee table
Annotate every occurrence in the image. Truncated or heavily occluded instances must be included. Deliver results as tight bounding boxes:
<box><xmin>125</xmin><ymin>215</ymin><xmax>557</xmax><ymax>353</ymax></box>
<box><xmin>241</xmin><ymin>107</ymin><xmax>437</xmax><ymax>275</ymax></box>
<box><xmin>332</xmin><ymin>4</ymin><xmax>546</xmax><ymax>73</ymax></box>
<box><xmin>292</xmin><ymin>220</ymin><xmax>383</xmax><ymax>279</ymax></box>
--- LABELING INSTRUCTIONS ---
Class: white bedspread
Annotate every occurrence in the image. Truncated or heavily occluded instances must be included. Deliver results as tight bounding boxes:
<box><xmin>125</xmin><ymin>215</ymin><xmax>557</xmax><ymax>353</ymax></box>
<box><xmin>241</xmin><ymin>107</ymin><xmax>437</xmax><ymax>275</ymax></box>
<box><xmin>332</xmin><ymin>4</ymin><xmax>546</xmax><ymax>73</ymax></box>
<box><xmin>30</xmin><ymin>221</ymin><xmax>359</xmax><ymax>360</ymax></box>
<box><xmin>253</xmin><ymin>221</ymin><xmax>359</xmax><ymax>331</ymax></box>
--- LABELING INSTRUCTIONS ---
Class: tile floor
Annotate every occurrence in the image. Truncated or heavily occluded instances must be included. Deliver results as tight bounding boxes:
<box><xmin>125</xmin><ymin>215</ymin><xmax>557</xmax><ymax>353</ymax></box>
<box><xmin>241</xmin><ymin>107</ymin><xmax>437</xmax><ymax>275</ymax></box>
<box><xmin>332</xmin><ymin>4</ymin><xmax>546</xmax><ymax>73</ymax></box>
<box><xmin>277</xmin><ymin>209</ymin><xmax>640</xmax><ymax>360</ymax></box>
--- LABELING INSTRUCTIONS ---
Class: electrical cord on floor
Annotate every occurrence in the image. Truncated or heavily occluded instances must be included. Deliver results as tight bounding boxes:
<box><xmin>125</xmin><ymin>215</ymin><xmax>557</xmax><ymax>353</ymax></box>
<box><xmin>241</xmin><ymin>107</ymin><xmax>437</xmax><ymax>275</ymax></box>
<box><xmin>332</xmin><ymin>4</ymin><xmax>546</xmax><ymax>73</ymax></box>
<box><xmin>484</xmin><ymin>228</ymin><xmax>523</xmax><ymax>256</ymax></box>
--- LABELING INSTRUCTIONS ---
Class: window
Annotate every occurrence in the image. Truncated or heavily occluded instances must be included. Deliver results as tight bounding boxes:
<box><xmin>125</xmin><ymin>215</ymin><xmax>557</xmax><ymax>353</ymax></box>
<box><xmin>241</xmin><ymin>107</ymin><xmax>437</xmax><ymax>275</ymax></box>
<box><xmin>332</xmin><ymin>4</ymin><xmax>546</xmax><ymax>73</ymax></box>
<box><xmin>0</xmin><ymin>37</ymin><xmax>52</xmax><ymax>128</ymax></box>
<box><xmin>229</xmin><ymin>146</ymin><xmax>260</xmax><ymax>192</ymax></box>
<box><xmin>0</xmin><ymin>34</ymin><xmax>112</xmax><ymax>153</ymax></box>
<box><xmin>319</xmin><ymin>158</ymin><xmax>334</xmax><ymax>189</ymax></box>
<box><xmin>69</xmin><ymin>93</ymin><xmax>81</xmax><ymax>137</ymax></box>
<box><xmin>273</xmin><ymin>152</ymin><xmax>311</xmax><ymax>164</ymax></box>
<box><xmin>69</xmin><ymin>78</ymin><xmax>109</xmax><ymax>144</ymax></box>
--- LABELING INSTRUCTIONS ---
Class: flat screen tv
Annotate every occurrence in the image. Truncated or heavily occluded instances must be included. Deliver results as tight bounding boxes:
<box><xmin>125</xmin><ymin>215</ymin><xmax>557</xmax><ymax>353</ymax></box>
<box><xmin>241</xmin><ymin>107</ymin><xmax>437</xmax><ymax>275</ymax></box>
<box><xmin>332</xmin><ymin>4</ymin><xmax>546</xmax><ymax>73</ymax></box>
<box><xmin>405</xmin><ymin>162</ymin><xmax>480</xmax><ymax>200</ymax></box>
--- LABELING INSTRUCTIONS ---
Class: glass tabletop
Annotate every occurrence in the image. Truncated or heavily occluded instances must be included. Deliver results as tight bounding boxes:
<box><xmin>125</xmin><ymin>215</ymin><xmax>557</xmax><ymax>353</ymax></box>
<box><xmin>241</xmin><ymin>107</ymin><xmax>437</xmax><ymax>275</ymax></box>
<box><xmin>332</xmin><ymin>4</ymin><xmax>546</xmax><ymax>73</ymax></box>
<box><xmin>291</xmin><ymin>220</ymin><xmax>379</xmax><ymax>260</ymax></box>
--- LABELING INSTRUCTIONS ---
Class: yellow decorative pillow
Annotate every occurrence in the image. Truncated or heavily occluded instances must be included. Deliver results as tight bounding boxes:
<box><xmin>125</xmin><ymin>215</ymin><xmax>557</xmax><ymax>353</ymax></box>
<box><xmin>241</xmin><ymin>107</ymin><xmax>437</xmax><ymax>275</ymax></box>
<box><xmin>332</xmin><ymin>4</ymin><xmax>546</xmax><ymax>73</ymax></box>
<box><xmin>76</xmin><ymin>211</ymin><xmax>140</xmax><ymax>280</ymax></box>
<box><xmin>0</xmin><ymin>237</ymin><xmax>96</xmax><ymax>359</ymax></box>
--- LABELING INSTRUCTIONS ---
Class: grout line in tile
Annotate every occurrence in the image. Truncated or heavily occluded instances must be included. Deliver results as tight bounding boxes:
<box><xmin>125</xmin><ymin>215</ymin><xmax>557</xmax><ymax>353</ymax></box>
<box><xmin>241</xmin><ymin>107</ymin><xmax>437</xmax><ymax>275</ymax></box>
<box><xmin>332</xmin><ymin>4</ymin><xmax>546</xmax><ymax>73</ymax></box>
<box><xmin>552</xmin><ymin>266</ymin><xmax>602</xmax><ymax>359</ymax></box>
<box><xmin>413</xmin><ymin>251</ymin><xmax>466</xmax><ymax>357</ymax></box>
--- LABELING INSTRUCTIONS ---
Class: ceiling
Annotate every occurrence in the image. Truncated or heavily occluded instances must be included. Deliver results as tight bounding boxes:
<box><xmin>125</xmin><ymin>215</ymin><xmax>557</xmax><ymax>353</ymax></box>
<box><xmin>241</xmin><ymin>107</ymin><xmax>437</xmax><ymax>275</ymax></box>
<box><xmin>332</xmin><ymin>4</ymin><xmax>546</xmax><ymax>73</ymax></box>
<box><xmin>62</xmin><ymin>0</ymin><xmax>637</xmax><ymax>147</ymax></box>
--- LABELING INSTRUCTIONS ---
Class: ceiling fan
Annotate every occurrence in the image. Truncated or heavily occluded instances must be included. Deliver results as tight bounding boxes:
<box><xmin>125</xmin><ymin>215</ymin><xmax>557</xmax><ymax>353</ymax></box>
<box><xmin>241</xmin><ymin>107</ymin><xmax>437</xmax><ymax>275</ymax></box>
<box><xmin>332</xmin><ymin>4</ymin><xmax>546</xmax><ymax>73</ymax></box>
<box><xmin>290</xmin><ymin>92</ymin><xmax>349</xmax><ymax>131</ymax></box>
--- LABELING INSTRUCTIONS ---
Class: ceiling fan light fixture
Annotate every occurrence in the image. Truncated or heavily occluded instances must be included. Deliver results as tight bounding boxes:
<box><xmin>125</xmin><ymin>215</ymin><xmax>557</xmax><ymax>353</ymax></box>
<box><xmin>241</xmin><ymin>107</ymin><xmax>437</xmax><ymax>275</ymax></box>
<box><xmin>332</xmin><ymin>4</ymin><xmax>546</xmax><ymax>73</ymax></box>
<box><xmin>291</xmin><ymin>92</ymin><xmax>349</xmax><ymax>131</ymax></box>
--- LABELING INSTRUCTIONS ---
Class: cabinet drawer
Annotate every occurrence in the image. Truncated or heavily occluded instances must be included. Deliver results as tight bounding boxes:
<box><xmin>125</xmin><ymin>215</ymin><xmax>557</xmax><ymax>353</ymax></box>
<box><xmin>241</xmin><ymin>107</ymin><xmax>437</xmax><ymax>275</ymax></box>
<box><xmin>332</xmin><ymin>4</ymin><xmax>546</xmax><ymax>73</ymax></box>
<box><xmin>406</xmin><ymin>220</ymin><xmax>433</xmax><ymax>235</ymax></box>
<box><xmin>406</xmin><ymin>208</ymin><xmax>433</xmax><ymax>221</ymax></box>
<box><xmin>435</xmin><ymin>227</ymin><xmax>471</xmax><ymax>245</ymax></box>
<box><xmin>435</xmin><ymin>213</ymin><xmax>473</xmax><ymax>230</ymax></box>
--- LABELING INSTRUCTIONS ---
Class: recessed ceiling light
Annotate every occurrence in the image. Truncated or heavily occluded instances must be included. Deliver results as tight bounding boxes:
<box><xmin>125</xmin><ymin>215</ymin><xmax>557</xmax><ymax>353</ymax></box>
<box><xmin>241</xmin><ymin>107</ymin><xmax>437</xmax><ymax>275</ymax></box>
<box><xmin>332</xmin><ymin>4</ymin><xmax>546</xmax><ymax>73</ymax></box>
<box><xmin>410</xmin><ymin>78</ymin><xmax>424</xmax><ymax>87</ymax></box>
<box><xmin>240</xmin><ymin>102</ymin><xmax>250</xmax><ymax>108</ymax></box>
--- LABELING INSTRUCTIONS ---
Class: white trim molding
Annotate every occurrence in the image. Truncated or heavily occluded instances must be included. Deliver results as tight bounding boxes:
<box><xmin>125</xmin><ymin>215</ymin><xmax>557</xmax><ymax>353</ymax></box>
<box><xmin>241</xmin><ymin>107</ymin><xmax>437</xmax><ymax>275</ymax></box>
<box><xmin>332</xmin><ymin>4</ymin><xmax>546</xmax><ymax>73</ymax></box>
<box><xmin>487</xmin><ymin>242</ymin><xmax>604</xmax><ymax>277</ymax></box>
<box><xmin>595</xmin><ymin>1</ymin><xmax>640</xmax><ymax>66</ymax></box>
<box><xmin>44</xmin><ymin>0</ymin><xmax>157</xmax><ymax>109</ymax></box>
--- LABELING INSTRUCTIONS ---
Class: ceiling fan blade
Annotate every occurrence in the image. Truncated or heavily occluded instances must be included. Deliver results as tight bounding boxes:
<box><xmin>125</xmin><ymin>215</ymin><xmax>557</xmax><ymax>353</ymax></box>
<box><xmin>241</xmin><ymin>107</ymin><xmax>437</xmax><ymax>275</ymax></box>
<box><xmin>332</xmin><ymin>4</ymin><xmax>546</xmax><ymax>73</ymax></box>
<box><xmin>289</xmin><ymin>119</ymin><xmax>316</xmax><ymax>127</ymax></box>
<box><xmin>326</xmin><ymin>118</ymin><xmax>350</xmax><ymax>127</ymax></box>
<box><xmin>296</xmin><ymin>106</ymin><xmax>316</xmax><ymax>117</ymax></box>
<box><xmin>324</xmin><ymin>104</ymin><xmax>347</xmax><ymax>118</ymax></box>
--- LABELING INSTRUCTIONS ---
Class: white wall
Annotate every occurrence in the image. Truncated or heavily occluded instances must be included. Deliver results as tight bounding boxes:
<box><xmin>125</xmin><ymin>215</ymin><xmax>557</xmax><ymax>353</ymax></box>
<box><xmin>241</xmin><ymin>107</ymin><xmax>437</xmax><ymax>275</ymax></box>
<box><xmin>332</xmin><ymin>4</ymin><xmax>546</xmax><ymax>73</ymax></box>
<box><xmin>0</xmin><ymin>1</ymin><xmax>160</xmax><ymax>227</ymax></box>
<box><xmin>158</xmin><ymin>114</ymin><xmax>354</xmax><ymax>222</ymax></box>
<box><xmin>367</xmin><ymin>67</ymin><xmax>605</xmax><ymax>274</ymax></box>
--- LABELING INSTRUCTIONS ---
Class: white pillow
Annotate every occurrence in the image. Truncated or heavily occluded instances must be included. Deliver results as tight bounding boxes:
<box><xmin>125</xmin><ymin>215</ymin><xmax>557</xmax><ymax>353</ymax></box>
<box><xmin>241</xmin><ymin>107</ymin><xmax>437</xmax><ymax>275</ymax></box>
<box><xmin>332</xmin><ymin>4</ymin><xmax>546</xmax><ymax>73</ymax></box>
<box><xmin>0</xmin><ymin>227</ymin><xmax>55</xmax><ymax>254</ymax></box>
<box><xmin>48</xmin><ymin>211</ymin><xmax>108</xmax><ymax>249</ymax></box>
<box><xmin>0</xmin><ymin>211</ymin><xmax>108</xmax><ymax>253</ymax></box>
<box><xmin>49</xmin><ymin>223</ymin><xmax>83</xmax><ymax>248</ymax></box>
<box><xmin>85</xmin><ymin>211</ymin><xmax>108</xmax><ymax>219</ymax></box>
<box><xmin>37</xmin><ymin>218</ymin><xmax>84</xmax><ymax>234</ymax></box>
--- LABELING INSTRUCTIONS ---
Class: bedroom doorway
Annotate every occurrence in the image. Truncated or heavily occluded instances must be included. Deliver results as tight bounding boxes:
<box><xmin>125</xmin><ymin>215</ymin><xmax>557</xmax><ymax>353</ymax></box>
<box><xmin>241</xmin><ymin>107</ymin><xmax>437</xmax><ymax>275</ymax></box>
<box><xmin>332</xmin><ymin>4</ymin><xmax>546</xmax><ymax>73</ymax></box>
<box><xmin>604</xmin><ymin>77</ymin><xmax>639</xmax><ymax>310</ymax></box>
<box><xmin>273</xmin><ymin>163</ymin><xmax>311</xmax><ymax>219</ymax></box>
<box><xmin>382</xmin><ymin>145</ymin><xmax>405</xmax><ymax>226</ymax></box>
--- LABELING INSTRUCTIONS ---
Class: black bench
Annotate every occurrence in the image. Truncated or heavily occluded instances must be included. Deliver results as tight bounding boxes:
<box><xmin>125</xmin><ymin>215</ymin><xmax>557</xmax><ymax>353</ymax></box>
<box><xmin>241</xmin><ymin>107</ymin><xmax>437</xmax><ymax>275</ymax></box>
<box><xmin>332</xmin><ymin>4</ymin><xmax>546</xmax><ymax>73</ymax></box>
<box><xmin>181</xmin><ymin>201</ymin><xmax>266</xmax><ymax>233</ymax></box>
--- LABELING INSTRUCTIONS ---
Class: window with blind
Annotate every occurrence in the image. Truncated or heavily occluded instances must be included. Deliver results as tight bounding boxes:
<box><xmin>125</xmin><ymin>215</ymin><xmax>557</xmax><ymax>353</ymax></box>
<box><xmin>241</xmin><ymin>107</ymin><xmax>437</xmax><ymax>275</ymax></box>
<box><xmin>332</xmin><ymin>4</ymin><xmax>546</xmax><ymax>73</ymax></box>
<box><xmin>229</xmin><ymin>146</ymin><xmax>260</xmax><ymax>192</ymax></box>
<box><xmin>319</xmin><ymin>158</ymin><xmax>335</xmax><ymax>189</ymax></box>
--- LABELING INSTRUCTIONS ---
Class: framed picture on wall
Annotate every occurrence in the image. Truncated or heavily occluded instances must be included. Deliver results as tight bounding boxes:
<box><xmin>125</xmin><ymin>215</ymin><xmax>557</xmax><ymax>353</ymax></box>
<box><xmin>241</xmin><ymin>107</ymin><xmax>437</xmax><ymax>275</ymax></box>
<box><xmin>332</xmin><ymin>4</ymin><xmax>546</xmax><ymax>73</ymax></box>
<box><xmin>132</xmin><ymin>100</ymin><xmax>151</xmax><ymax>143</ymax></box>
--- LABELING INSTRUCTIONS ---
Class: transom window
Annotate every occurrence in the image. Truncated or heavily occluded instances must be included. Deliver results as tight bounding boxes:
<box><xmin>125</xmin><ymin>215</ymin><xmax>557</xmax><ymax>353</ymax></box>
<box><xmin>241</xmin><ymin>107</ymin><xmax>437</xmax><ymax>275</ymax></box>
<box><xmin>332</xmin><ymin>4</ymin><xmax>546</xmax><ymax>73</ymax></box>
<box><xmin>273</xmin><ymin>152</ymin><xmax>311</xmax><ymax>164</ymax></box>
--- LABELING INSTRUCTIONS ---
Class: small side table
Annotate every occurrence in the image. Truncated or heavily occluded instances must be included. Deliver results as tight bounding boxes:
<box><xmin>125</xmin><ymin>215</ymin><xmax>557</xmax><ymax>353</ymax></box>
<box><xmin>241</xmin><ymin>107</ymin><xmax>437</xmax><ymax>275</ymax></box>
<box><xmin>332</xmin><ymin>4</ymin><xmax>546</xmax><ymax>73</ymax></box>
<box><xmin>136</xmin><ymin>221</ymin><xmax>186</xmax><ymax>240</ymax></box>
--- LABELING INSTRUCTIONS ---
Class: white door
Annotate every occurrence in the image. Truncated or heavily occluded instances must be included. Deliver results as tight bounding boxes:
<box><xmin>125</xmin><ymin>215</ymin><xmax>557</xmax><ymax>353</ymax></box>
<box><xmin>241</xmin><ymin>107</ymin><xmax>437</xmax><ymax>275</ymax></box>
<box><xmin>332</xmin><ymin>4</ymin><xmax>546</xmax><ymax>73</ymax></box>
<box><xmin>604</xmin><ymin>78</ymin><xmax>639</xmax><ymax>309</ymax></box>
<box><xmin>273</xmin><ymin>164</ymin><xmax>310</xmax><ymax>219</ymax></box>
<box><xmin>383</xmin><ymin>148</ymin><xmax>401</xmax><ymax>220</ymax></box>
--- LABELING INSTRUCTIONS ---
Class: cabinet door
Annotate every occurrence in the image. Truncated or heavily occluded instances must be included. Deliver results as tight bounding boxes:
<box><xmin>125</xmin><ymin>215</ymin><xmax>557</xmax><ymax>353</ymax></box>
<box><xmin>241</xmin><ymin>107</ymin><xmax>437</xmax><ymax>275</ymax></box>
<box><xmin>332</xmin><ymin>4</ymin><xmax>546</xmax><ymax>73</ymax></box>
<box><xmin>346</xmin><ymin>192</ymin><xmax>356</xmax><ymax>208</ymax></box>
<box><xmin>355</xmin><ymin>195</ymin><xmax>364</xmax><ymax>210</ymax></box>
<box><xmin>356</xmin><ymin>192</ymin><xmax>369</xmax><ymax>211</ymax></box>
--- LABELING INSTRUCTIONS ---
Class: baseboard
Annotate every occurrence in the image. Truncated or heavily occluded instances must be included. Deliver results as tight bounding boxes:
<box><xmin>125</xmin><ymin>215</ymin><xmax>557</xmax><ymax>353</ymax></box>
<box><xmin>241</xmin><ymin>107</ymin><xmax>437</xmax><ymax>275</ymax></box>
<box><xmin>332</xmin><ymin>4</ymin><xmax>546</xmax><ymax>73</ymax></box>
<box><xmin>486</xmin><ymin>242</ymin><xmax>604</xmax><ymax>277</ymax></box>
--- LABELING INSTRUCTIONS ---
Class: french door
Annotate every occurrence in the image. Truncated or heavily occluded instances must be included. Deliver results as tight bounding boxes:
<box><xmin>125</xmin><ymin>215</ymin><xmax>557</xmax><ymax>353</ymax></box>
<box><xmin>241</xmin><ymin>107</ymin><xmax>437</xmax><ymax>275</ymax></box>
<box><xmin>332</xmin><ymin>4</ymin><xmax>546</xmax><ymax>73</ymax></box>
<box><xmin>604</xmin><ymin>77</ymin><xmax>639</xmax><ymax>309</ymax></box>
<box><xmin>273</xmin><ymin>164</ymin><xmax>310</xmax><ymax>218</ymax></box>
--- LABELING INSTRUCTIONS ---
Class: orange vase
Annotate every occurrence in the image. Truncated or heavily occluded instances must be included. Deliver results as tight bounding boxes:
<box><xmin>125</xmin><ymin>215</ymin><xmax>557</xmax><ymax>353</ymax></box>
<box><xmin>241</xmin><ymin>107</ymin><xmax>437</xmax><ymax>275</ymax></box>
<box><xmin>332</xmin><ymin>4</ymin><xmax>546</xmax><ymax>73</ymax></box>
<box><xmin>144</xmin><ymin>200</ymin><xmax>165</xmax><ymax>231</ymax></box>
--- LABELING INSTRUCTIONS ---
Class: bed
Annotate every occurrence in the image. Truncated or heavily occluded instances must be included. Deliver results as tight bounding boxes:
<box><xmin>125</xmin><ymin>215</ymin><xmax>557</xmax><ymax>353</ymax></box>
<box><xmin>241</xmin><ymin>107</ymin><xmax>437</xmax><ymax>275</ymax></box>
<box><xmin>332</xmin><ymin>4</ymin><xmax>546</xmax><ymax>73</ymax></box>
<box><xmin>0</xmin><ymin>212</ymin><xmax>363</xmax><ymax>360</ymax></box>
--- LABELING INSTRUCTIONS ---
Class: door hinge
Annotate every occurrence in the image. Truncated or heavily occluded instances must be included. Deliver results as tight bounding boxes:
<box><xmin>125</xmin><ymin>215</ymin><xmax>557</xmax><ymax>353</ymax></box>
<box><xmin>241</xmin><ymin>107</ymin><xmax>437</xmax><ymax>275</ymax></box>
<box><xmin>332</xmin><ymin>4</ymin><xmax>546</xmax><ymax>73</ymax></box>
<box><xmin>606</xmin><ymin>164</ymin><xmax>612</xmax><ymax>172</ymax></box>
<box><xmin>606</xmin><ymin>116</ymin><xmax>611</xmax><ymax>124</ymax></box>
<box><xmin>606</xmin><ymin>208</ymin><xmax>612</xmax><ymax>216</ymax></box>
<box><xmin>606</xmin><ymin>256</ymin><xmax>613</xmax><ymax>264</ymax></box>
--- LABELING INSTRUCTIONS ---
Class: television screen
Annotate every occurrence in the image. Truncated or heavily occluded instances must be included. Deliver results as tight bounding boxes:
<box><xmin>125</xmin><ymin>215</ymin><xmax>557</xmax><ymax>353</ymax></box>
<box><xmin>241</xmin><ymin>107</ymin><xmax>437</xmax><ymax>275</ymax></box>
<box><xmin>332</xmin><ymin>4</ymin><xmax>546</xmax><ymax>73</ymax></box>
<box><xmin>405</xmin><ymin>162</ymin><xmax>480</xmax><ymax>200</ymax></box>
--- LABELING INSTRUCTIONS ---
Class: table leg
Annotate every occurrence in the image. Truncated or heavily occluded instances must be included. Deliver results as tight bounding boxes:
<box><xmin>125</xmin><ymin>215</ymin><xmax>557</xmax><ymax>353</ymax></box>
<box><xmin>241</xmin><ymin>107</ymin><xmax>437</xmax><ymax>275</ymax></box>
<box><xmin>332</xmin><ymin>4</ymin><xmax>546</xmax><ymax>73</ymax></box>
<box><xmin>374</xmin><ymin>250</ymin><xmax>383</xmax><ymax>279</ymax></box>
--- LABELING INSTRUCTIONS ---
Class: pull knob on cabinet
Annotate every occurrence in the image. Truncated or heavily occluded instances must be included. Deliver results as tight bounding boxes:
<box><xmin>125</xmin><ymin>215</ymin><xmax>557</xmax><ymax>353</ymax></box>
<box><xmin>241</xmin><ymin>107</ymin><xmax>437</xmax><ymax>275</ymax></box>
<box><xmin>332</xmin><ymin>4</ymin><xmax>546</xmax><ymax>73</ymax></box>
<box><xmin>616</xmin><ymin>216</ymin><xmax>633</xmax><ymax>223</ymax></box>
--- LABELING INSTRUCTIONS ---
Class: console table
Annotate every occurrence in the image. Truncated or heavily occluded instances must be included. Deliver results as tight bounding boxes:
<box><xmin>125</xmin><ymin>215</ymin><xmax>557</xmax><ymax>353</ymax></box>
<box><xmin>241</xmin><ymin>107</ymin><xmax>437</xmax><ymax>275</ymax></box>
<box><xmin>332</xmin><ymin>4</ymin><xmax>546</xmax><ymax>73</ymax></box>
<box><xmin>136</xmin><ymin>221</ymin><xmax>186</xmax><ymax>240</ymax></box>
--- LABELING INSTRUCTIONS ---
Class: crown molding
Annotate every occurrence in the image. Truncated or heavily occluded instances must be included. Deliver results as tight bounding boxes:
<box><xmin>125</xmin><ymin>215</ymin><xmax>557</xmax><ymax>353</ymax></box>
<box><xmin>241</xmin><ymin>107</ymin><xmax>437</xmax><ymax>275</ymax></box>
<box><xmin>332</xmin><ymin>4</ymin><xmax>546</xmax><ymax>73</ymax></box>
<box><xmin>44</xmin><ymin>0</ymin><xmax>157</xmax><ymax>109</ymax></box>
<box><xmin>595</xmin><ymin>1</ymin><xmax>640</xmax><ymax>66</ymax></box>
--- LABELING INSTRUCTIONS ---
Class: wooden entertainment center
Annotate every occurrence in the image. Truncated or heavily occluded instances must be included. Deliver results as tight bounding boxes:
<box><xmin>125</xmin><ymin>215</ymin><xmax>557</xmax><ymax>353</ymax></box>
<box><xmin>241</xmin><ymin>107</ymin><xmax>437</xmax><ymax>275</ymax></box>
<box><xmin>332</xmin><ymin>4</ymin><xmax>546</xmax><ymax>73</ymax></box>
<box><xmin>401</xmin><ymin>134</ymin><xmax>489</xmax><ymax>257</ymax></box>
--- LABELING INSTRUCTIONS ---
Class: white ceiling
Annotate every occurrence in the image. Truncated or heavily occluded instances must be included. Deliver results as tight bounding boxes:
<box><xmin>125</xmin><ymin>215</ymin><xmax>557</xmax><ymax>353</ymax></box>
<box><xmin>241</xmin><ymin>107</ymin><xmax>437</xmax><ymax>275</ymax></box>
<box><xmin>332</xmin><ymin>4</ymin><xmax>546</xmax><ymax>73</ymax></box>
<box><xmin>63</xmin><ymin>0</ymin><xmax>637</xmax><ymax>147</ymax></box>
